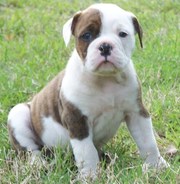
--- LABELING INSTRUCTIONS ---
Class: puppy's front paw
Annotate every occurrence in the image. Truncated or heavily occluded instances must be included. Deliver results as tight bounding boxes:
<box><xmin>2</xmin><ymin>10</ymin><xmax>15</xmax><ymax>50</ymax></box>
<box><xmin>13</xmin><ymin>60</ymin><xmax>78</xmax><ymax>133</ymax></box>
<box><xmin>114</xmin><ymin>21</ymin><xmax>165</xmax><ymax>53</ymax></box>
<box><xmin>142</xmin><ymin>156</ymin><xmax>169</xmax><ymax>173</ymax></box>
<box><xmin>77</xmin><ymin>168</ymin><xmax>97</xmax><ymax>182</ymax></box>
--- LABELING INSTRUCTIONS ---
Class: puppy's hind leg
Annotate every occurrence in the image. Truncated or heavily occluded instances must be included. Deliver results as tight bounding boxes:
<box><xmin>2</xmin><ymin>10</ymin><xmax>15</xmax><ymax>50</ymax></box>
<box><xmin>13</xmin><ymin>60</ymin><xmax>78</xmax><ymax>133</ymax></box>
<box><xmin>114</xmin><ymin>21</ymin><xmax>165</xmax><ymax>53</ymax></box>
<box><xmin>7</xmin><ymin>103</ymin><xmax>43</xmax><ymax>165</ymax></box>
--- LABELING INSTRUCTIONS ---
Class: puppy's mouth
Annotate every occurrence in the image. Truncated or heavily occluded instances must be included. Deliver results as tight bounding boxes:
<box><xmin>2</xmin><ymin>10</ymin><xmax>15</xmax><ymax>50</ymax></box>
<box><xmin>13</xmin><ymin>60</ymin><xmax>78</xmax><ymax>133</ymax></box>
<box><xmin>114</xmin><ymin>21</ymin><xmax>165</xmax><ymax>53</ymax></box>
<box><xmin>92</xmin><ymin>57</ymin><xmax>118</xmax><ymax>76</ymax></box>
<box><xmin>97</xmin><ymin>59</ymin><xmax>115</xmax><ymax>68</ymax></box>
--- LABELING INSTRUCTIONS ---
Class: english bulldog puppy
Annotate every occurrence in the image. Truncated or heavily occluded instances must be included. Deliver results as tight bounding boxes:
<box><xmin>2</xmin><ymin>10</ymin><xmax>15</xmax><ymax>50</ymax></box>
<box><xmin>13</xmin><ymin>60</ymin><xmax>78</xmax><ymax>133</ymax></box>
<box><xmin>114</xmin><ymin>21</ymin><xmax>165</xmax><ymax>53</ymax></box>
<box><xmin>8</xmin><ymin>3</ymin><xmax>169</xmax><ymax>178</ymax></box>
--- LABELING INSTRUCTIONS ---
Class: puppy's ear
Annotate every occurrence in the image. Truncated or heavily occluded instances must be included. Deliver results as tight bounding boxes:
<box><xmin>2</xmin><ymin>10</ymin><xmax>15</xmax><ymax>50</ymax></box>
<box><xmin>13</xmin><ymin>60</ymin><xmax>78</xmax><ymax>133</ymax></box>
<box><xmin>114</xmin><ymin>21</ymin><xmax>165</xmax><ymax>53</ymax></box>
<box><xmin>63</xmin><ymin>12</ymin><xmax>81</xmax><ymax>46</ymax></box>
<box><xmin>132</xmin><ymin>17</ymin><xmax>143</xmax><ymax>48</ymax></box>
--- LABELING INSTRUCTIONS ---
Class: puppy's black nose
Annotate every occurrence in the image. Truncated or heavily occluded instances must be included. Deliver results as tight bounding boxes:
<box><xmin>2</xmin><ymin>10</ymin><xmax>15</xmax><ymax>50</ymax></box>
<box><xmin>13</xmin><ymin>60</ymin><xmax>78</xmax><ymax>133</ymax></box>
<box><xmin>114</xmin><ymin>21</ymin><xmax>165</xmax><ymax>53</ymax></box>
<box><xmin>99</xmin><ymin>43</ymin><xmax>112</xmax><ymax>57</ymax></box>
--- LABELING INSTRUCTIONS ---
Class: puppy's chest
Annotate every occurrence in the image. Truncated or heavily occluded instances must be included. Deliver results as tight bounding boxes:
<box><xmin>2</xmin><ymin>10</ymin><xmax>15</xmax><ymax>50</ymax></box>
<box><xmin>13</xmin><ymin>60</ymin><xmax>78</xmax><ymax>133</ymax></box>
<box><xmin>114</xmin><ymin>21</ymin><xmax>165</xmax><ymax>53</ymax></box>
<box><xmin>83</xmin><ymin>91</ymin><xmax>132</xmax><ymax>143</ymax></box>
<box><xmin>78</xmin><ymin>85</ymin><xmax>137</xmax><ymax>119</ymax></box>
<box><xmin>64</xmin><ymin>83</ymin><xmax>138</xmax><ymax>143</ymax></box>
<box><xmin>92</xmin><ymin>103</ymin><xmax>123</xmax><ymax>146</ymax></box>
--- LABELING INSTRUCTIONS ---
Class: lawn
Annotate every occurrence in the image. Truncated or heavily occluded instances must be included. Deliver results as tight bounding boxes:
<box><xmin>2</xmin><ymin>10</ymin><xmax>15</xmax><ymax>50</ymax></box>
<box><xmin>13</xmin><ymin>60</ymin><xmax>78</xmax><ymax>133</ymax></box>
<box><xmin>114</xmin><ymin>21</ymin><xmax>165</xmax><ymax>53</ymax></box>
<box><xmin>0</xmin><ymin>0</ymin><xmax>179</xmax><ymax>183</ymax></box>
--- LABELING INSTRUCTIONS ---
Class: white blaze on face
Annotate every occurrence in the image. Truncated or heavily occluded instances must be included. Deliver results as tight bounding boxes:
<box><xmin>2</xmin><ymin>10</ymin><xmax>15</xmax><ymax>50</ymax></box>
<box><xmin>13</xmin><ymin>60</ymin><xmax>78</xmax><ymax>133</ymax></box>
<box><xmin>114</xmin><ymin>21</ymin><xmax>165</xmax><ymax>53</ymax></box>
<box><xmin>84</xmin><ymin>4</ymin><xmax>136</xmax><ymax>75</ymax></box>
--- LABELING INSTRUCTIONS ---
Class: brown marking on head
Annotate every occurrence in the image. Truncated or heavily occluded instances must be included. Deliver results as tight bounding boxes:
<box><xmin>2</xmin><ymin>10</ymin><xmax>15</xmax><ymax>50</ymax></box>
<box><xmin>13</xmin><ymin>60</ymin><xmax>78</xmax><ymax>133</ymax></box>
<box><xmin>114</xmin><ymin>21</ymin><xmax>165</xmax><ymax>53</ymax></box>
<box><xmin>61</xmin><ymin>94</ymin><xmax>89</xmax><ymax>140</ymax></box>
<box><xmin>132</xmin><ymin>17</ymin><xmax>143</xmax><ymax>48</ymax></box>
<box><xmin>71</xmin><ymin>8</ymin><xmax>102</xmax><ymax>60</ymax></box>
<box><xmin>137</xmin><ymin>78</ymin><xmax>150</xmax><ymax>118</ymax></box>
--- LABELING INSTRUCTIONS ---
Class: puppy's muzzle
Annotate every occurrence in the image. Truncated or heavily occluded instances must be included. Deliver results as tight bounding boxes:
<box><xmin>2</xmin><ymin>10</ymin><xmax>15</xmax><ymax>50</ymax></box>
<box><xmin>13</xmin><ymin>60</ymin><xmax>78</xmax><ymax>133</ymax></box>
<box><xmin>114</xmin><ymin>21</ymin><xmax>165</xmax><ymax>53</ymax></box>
<box><xmin>99</xmin><ymin>43</ymin><xmax>113</xmax><ymax>61</ymax></box>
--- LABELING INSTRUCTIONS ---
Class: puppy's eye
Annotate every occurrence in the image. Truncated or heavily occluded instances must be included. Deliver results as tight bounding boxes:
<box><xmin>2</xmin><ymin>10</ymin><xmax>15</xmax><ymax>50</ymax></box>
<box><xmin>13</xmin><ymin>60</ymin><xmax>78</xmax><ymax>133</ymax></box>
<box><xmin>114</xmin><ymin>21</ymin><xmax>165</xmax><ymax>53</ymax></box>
<box><xmin>81</xmin><ymin>32</ymin><xmax>93</xmax><ymax>42</ymax></box>
<box><xmin>119</xmin><ymin>32</ymin><xmax>128</xmax><ymax>38</ymax></box>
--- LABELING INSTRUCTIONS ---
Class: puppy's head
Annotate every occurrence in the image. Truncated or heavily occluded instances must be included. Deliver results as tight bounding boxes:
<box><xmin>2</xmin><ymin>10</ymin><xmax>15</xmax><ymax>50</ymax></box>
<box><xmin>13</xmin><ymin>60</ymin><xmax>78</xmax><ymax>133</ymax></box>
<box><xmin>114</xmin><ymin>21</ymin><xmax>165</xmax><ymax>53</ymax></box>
<box><xmin>63</xmin><ymin>3</ymin><xmax>142</xmax><ymax>75</ymax></box>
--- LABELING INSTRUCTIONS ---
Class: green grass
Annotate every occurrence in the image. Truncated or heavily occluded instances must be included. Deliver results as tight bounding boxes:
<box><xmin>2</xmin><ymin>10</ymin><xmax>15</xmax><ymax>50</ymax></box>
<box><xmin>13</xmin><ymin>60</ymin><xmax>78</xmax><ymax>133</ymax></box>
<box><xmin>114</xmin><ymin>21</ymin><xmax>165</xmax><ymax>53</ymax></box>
<box><xmin>0</xmin><ymin>0</ymin><xmax>179</xmax><ymax>183</ymax></box>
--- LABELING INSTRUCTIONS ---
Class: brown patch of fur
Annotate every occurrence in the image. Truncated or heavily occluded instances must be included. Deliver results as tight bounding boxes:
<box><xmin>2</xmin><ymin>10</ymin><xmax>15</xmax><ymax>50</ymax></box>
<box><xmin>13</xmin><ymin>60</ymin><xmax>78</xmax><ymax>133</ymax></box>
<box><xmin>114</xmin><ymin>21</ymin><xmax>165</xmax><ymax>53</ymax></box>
<box><xmin>72</xmin><ymin>8</ymin><xmax>102</xmax><ymax>60</ymax></box>
<box><xmin>137</xmin><ymin>78</ymin><xmax>150</xmax><ymax>118</ymax></box>
<box><xmin>71</xmin><ymin>12</ymin><xmax>82</xmax><ymax>35</ymax></box>
<box><xmin>132</xmin><ymin>17</ymin><xmax>143</xmax><ymax>48</ymax></box>
<box><xmin>61</xmin><ymin>94</ymin><xmax>89</xmax><ymax>140</ymax></box>
<box><xmin>30</xmin><ymin>71</ymin><xmax>65</xmax><ymax>137</ymax></box>
<box><xmin>30</xmin><ymin>70</ymin><xmax>89</xmax><ymax>140</ymax></box>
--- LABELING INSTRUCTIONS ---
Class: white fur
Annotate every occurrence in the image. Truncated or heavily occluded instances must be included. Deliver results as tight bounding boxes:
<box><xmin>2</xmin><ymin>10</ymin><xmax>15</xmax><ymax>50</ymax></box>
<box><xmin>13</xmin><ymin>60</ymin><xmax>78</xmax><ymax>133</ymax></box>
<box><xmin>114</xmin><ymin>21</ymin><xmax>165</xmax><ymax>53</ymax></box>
<box><xmin>86</xmin><ymin>35</ymin><xmax>131</xmax><ymax>74</ymax></box>
<box><xmin>70</xmin><ymin>135</ymin><xmax>99</xmax><ymax>178</ymax></box>
<box><xmin>61</xmin><ymin>3</ymin><xmax>139</xmax><ymax>146</ymax></box>
<box><xmin>61</xmin><ymin>50</ymin><xmax>140</xmax><ymax>177</ymax></box>
<box><xmin>126</xmin><ymin>114</ymin><xmax>169</xmax><ymax>170</ymax></box>
<box><xmin>63</xmin><ymin>17</ymin><xmax>73</xmax><ymax>46</ymax></box>
<box><xmin>61</xmin><ymin>3</ymin><xmax>169</xmax><ymax>177</ymax></box>
<box><xmin>91</xmin><ymin>3</ymin><xmax>136</xmax><ymax>58</ymax></box>
<box><xmin>63</xmin><ymin>11</ymin><xmax>82</xmax><ymax>46</ymax></box>
<box><xmin>126</xmin><ymin>115</ymin><xmax>160</xmax><ymax>160</ymax></box>
<box><xmin>41</xmin><ymin>116</ymin><xmax>70</xmax><ymax>147</ymax></box>
<box><xmin>8</xmin><ymin>103</ymin><xmax>39</xmax><ymax>151</ymax></box>
<box><xmin>61</xmin><ymin>50</ymin><xmax>139</xmax><ymax>146</ymax></box>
